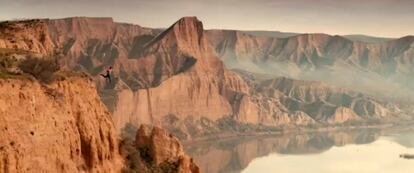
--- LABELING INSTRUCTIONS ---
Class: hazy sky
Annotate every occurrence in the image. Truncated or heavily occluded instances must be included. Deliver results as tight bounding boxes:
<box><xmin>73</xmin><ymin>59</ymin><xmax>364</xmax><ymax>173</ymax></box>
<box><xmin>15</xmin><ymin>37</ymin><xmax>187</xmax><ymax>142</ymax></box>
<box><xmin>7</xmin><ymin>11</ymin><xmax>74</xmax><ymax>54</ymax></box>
<box><xmin>1</xmin><ymin>0</ymin><xmax>413</xmax><ymax>37</ymax></box>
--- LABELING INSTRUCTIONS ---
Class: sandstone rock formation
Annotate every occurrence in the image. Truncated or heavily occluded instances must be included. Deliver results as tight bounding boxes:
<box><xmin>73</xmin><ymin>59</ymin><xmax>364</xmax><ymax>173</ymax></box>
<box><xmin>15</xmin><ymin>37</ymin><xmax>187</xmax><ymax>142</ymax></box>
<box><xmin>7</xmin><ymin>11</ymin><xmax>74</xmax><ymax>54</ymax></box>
<box><xmin>207</xmin><ymin>30</ymin><xmax>414</xmax><ymax>98</ymax></box>
<box><xmin>133</xmin><ymin>125</ymin><xmax>200</xmax><ymax>173</ymax></box>
<box><xmin>237</xmin><ymin>71</ymin><xmax>400</xmax><ymax>125</ymax></box>
<box><xmin>0</xmin><ymin>17</ymin><xmax>250</xmax><ymax>135</ymax></box>
<box><xmin>207</xmin><ymin>30</ymin><xmax>414</xmax><ymax>77</ymax></box>
<box><xmin>0</xmin><ymin>17</ymin><xmax>251</xmax><ymax>139</ymax></box>
<box><xmin>0</xmin><ymin>75</ymin><xmax>122</xmax><ymax>173</ymax></box>
<box><xmin>108</xmin><ymin>17</ymin><xmax>250</xmax><ymax>131</ymax></box>
<box><xmin>0</xmin><ymin>19</ymin><xmax>55</xmax><ymax>56</ymax></box>
<box><xmin>0</xmin><ymin>68</ymin><xmax>201</xmax><ymax>172</ymax></box>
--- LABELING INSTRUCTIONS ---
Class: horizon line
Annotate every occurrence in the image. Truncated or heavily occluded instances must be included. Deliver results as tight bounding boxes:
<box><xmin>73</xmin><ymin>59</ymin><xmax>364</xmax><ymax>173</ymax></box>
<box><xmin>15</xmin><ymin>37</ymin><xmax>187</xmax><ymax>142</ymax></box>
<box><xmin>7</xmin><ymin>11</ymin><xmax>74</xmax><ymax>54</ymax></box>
<box><xmin>2</xmin><ymin>15</ymin><xmax>413</xmax><ymax>39</ymax></box>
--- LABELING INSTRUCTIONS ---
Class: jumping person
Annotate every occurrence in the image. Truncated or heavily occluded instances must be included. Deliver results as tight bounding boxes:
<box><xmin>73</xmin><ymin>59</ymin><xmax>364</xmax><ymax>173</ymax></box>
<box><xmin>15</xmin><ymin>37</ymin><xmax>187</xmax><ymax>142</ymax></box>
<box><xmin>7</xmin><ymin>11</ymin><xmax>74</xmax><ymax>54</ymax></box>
<box><xmin>100</xmin><ymin>66</ymin><xmax>113</xmax><ymax>83</ymax></box>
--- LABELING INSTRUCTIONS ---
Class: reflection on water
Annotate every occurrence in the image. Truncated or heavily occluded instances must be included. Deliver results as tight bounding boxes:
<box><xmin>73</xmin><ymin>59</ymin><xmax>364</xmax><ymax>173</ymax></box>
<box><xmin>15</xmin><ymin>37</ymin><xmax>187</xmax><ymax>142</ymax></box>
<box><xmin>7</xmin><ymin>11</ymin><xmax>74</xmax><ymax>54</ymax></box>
<box><xmin>185</xmin><ymin>129</ymin><xmax>414</xmax><ymax>173</ymax></box>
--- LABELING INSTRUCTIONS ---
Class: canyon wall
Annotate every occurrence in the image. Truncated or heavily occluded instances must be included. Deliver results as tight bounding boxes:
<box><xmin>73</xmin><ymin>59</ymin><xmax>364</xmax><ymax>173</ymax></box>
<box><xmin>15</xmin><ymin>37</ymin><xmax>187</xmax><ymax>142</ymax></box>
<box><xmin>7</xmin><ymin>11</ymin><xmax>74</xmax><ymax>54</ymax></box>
<box><xmin>45</xmin><ymin>17</ymin><xmax>253</xmax><ymax>137</ymax></box>
<box><xmin>207</xmin><ymin>30</ymin><xmax>414</xmax><ymax>99</ymax></box>
<box><xmin>207</xmin><ymin>30</ymin><xmax>414</xmax><ymax>77</ymax></box>
<box><xmin>0</xmin><ymin>75</ymin><xmax>123</xmax><ymax>173</ymax></box>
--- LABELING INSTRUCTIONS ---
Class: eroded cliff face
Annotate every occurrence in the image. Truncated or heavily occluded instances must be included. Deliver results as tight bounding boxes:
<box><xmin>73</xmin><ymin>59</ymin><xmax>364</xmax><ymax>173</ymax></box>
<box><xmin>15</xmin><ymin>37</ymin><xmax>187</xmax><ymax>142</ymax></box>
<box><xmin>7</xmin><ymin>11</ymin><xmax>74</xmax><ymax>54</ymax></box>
<box><xmin>236</xmin><ymin>70</ymin><xmax>402</xmax><ymax>126</ymax></box>
<box><xmin>110</xmin><ymin>17</ymin><xmax>250</xmax><ymax>132</ymax></box>
<box><xmin>207</xmin><ymin>30</ymin><xmax>414</xmax><ymax>76</ymax></box>
<box><xmin>0</xmin><ymin>17</ymin><xmax>251</xmax><ymax>139</ymax></box>
<box><xmin>207</xmin><ymin>30</ymin><xmax>414</xmax><ymax>98</ymax></box>
<box><xmin>6</xmin><ymin>17</ymin><xmax>249</xmax><ymax>135</ymax></box>
<box><xmin>207</xmin><ymin>30</ymin><xmax>274</xmax><ymax>66</ymax></box>
<box><xmin>0</xmin><ymin>73</ymin><xmax>201</xmax><ymax>173</ymax></box>
<box><xmin>258</xmin><ymin>77</ymin><xmax>385</xmax><ymax>121</ymax></box>
<box><xmin>47</xmin><ymin>17</ymin><xmax>159</xmax><ymax>73</ymax></box>
<box><xmin>131</xmin><ymin>125</ymin><xmax>200</xmax><ymax>173</ymax></box>
<box><xmin>0</xmin><ymin>76</ymin><xmax>123</xmax><ymax>173</ymax></box>
<box><xmin>0</xmin><ymin>19</ymin><xmax>55</xmax><ymax>56</ymax></box>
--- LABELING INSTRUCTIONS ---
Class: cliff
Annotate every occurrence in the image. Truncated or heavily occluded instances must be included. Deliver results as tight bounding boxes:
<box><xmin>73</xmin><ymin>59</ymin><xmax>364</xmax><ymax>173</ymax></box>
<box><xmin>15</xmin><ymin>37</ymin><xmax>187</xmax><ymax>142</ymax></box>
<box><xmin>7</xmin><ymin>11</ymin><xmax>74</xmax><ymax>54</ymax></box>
<box><xmin>0</xmin><ymin>71</ymin><xmax>201</xmax><ymax>172</ymax></box>
<box><xmin>207</xmin><ymin>30</ymin><xmax>414</xmax><ymax>98</ymax></box>
<box><xmin>109</xmin><ymin>17</ymin><xmax>250</xmax><ymax>133</ymax></box>
<box><xmin>127</xmin><ymin>125</ymin><xmax>200</xmax><ymax>173</ymax></box>
<box><xmin>0</xmin><ymin>75</ymin><xmax>123</xmax><ymax>172</ymax></box>
<box><xmin>11</xmin><ymin>17</ymin><xmax>249</xmax><ymax>136</ymax></box>
<box><xmin>0</xmin><ymin>19</ymin><xmax>55</xmax><ymax>55</ymax></box>
<box><xmin>236</xmin><ymin>70</ymin><xmax>401</xmax><ymax>126</ymax></box>
<box><xmin>207</xmin><ymin>30</ymin><xmax>414</xmax><ymax>76</ymax></box>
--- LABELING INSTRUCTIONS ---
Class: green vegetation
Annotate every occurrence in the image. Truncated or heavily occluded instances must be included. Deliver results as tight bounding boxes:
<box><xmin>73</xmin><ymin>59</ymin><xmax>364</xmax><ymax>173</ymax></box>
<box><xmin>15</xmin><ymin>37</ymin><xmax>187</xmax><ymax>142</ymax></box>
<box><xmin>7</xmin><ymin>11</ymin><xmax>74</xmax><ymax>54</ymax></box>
<box><xmin>0</xmin><ymin>56</ymin><xmax>18</xmax><ymax>70</ymax></box>
<box><xmin>0</xmin><ymin>21</ymin><xmax>9</xmax><ymax>28</ymax></box>
<box><xmin>0</xmin><ymin>47</ymin><xmax>90</xmax><ymax>85</ymax></box>
<box><xmin>0</xmin><ymin>48</ymin><xmax>33</xmax><ymax>57</ymax></box>
<box><xmin>217</xmin><ymin>116</ymin><xmax>257</xmax><ymax>132</ymax></box>
<box><xmin>120</xmin><ymin>138</ymin><xmax>152</xmax><ymax>173</ymax></box>
<box><xmin>0</xmin><ymin>19</ymin><xmax>42</xmax><ymax>29</ymax></box>
<box><xmin>0</xmin><ymin>49</ymin><xmax>26</xmax><ymax>79</ymax></box>
<box><xmin>0</xmin><ymin>48</ymin><xmax>63</xmax><ymax>83</ymax></box>
<box><xmin>18</xmin><ymin>56</ymin><xmax>60</xmax><ymax>83</ymax></box>
<box><xmin>0</xmin><ymin>71</ymin><xmax>31</xmax><ymax>80</ymax></box>
<box><xmin>119</xmin><ymin>130</ymin><xmax>181</xmax><ymax>173</ymax></box>
<box><xmin>138</xmin><ymin>146</ymin><xmax>153</xmax><ymax>164</ymax></box>
<box><xmin>159</xmin><ymin>162</ymin><xmax>179</xmax><ymax>173</ymax></box>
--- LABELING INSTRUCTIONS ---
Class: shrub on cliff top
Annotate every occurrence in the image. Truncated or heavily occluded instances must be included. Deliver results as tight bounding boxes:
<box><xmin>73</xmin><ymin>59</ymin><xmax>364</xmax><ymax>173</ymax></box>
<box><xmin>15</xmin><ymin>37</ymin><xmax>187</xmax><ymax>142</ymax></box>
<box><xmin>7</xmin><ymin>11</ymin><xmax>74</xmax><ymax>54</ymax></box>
<box><xmin>18</xmin><ymin>56</ymin><xmax>60</xmax><ymax>83</ymax></box>
<box><xmin>0</xmin><ymin>56</ymin><xmax>17</xmax><ymax>69</ymax></box>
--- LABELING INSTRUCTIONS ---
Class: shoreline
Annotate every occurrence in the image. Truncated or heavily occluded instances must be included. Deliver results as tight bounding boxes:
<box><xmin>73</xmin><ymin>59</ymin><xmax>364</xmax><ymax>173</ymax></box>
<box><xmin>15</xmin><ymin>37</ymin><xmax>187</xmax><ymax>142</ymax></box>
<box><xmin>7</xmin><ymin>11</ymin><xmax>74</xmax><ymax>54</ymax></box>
<box><xmin>183</xmin><ymin>121</ymin><xmax>414</xmax><ymax>145</ymax></box>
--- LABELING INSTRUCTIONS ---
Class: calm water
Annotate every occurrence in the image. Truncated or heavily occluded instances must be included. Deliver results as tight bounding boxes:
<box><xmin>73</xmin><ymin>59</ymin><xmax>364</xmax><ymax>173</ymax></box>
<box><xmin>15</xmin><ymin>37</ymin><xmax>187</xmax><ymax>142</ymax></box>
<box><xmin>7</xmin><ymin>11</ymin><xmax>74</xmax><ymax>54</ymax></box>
<box><xmin>185</xmin><ymin>129</ymin><xmax>414</xmax><ymax>173</ymax></box>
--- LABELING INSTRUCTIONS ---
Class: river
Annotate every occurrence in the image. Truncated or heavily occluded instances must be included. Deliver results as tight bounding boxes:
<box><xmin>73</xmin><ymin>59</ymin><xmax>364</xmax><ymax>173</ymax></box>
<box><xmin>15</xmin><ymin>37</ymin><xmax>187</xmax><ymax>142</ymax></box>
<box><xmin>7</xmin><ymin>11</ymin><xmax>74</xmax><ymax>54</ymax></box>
<box><xmin>185</xmin><ymin>128</ymin><xmax>414</xmax><ymax>173</ymax></box>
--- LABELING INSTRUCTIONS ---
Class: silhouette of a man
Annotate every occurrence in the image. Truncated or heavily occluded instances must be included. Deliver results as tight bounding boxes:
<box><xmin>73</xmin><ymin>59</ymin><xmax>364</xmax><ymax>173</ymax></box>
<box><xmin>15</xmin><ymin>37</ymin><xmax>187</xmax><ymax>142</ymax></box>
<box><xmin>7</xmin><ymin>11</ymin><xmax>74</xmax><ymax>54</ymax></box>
<box><xmin>100</xmin><ymin>66</ymin><xmax>113</xmax><ymax>83</ymax></box>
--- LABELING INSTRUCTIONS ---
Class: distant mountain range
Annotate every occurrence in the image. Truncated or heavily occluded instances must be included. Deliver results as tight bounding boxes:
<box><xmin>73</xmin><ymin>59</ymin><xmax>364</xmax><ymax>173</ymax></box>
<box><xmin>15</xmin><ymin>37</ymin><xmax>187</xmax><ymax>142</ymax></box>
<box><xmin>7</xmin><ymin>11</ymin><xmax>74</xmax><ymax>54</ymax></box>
<box><xmin>212</xmin><ymin>29</ymin><xmax>395</xmax><ymax>44</ymax></box>
<box><xmin>342</xmin><ymin>34</ymin><xmax>394</xmax><ymax>43</ymax></box>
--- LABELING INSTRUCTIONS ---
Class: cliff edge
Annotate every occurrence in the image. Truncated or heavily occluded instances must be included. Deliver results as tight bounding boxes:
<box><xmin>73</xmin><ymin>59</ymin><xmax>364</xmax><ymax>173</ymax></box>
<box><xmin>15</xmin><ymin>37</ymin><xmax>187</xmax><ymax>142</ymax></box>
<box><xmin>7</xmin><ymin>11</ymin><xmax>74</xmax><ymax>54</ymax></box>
<box><xmin>0</xmin><ymin>75</ymin><xmax>123</xmax><ymax>172</ymax></box>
